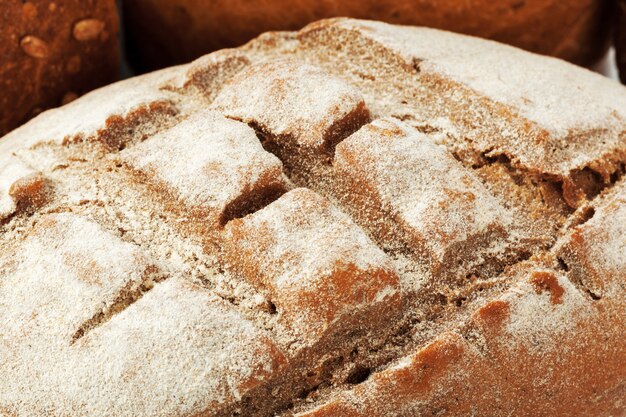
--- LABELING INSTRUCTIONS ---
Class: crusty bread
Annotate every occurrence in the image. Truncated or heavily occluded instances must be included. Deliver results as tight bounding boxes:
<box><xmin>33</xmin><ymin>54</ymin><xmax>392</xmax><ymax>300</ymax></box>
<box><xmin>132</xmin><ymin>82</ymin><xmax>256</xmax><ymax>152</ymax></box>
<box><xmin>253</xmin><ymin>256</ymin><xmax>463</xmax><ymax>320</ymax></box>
<box><xmin>123</xmin><ymin>0</ymin><xmax>611</xmax><ymax>72</ymax></box>
<box><xmin>0</xmin><ymin>0</ymin><xmax>119</xmax><ymax>136</ymax></box>
<box><xmin>1</xmin><ymin>18</ymin><xmax>625</xmax><ymax>417</ymax></box>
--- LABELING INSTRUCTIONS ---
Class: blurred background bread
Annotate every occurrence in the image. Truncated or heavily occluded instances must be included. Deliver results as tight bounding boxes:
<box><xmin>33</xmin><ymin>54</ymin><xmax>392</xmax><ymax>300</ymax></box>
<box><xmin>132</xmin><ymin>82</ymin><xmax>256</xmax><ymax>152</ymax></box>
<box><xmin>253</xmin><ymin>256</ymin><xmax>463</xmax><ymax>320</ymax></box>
<box><xmin>122</xmin><ymin>0</ymin><xmax>611</xmax><ymax>73</ymax></box>
<box><xmin>616</xmin><ymin>0</ymin><xmax>626</xmax><ymax>83</ymax></box>
<box><xmin>0</xmin><ymin>0</ymin><xmax>119</xmax><ymax>136</ymax></box>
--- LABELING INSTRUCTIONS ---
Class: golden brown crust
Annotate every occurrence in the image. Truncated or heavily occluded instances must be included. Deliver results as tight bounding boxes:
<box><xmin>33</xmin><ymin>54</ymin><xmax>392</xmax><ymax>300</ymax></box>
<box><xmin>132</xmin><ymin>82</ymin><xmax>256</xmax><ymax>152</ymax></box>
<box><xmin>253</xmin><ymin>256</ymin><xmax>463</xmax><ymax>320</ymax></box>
<box><xmin>123</xmin><ymin>0</ymin><xmax>610</xmax><ymax>72</ymax></box>
<box><xmin>0</xmin><ymin>0</ymin><xmax>119</xmax><ymax>135</ymax></box>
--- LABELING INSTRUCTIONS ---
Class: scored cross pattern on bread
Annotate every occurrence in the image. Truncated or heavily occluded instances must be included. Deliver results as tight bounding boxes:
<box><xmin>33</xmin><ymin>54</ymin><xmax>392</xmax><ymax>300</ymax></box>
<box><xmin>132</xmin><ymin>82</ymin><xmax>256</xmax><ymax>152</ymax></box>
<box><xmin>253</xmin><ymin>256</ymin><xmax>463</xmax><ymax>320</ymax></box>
<box><xmin>212</xmin><ymin>59</ymin><xmax>371</xmax><ymax>184</ymax></box>
<box><xmin>223</xmin><ymin>187</ymin><xmax>402</xmax><ymax>348</ymax></box>
<box><xmin>0</xmin><ymin>18</ymin><xmax>624</xmax><ymax>417</ymax></box>
<box><xmin>332</xmin><ymin>118</ymin><xmax>513</xmax><ymax>280</ymax></box>
<box><xmin>0</xmin><ymin>214</ymin><xmax>286</xmax><ymax>414</ymax></box>
<box><xmin>121</xmin><ymin>111</ymin><xmax>288</xmax><ymax>236</ymax></box>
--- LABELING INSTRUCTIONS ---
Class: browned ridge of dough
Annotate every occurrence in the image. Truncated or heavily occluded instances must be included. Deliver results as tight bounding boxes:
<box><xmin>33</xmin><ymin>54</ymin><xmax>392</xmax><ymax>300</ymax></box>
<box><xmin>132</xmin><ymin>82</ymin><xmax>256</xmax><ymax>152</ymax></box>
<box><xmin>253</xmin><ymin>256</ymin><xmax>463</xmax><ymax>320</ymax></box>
<box><xmin>0</xmin><ymin>18</ymin><xmax>625</xmax><ymax>417</ymax></box>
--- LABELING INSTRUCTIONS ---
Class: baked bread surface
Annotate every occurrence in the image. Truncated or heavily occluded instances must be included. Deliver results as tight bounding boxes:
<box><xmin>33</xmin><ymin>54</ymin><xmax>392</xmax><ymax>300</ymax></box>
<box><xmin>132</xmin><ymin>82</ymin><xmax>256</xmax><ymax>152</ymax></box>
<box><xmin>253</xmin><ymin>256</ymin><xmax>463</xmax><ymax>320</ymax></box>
<box><xmin>0</xmin><ymin>18</ymin><xmax>625</xmax><ymax>417</ymax></box>
<box><xmin>0</xmin><ymin>0</ymin><xmax>119</xmax><ymax>136</ymax></box>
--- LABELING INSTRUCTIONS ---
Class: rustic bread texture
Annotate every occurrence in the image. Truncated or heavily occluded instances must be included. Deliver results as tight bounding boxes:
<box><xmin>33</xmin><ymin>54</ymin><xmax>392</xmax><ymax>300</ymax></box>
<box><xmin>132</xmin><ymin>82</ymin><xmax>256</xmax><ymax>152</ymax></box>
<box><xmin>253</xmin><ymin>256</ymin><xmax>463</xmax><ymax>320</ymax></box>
<box><xmin>122</xmin><ymin>0</ymin><xmax>610</xmax><ymax>72</ymax></box>
<box><xmin>0</xmin><ymin>18</ymin><xmax>624</xmax><ymax>417</ymax></box>
<box><xmin>0</xmin><ymin>0</ymin><xmax>119</xmax><ymax>136</ymax></box>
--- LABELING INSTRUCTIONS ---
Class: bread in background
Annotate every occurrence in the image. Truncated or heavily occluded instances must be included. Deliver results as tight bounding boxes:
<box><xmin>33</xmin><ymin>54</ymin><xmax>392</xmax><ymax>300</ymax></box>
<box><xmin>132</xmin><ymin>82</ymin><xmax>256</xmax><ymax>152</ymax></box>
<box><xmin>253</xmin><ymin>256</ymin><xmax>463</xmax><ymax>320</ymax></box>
<box><xmin>123</xmin><ymin>0</ymin><xmax>611</xmax><ymax>72</ymax></box>
<box><xmin>0</xmin><ymin>0</ymin><xmax>119</xmax><ymax>136</ymax></box>
<box><xmin>616</xmin><ymin>0</ymin><xmax>626</xmax><ymax>83</ymax></box>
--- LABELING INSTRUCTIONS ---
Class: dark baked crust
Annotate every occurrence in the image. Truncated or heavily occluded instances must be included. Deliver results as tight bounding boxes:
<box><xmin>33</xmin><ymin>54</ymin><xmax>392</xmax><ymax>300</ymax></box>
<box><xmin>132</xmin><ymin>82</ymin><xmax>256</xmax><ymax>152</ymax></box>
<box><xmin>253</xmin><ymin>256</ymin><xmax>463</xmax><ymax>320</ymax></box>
<box><xmin>123</xmin><ymin>0</ymin><xmax>610</xmax><ymax>72</ymax></box>
<box><xmin>617</xmin><ymin>0</ymin><xmax>626</xmax><ymax>84</ymax></box>
<box><xmin>0</xmin><ymin>0</ymin><xmax>119</xmax><ymax>135</ymax></box>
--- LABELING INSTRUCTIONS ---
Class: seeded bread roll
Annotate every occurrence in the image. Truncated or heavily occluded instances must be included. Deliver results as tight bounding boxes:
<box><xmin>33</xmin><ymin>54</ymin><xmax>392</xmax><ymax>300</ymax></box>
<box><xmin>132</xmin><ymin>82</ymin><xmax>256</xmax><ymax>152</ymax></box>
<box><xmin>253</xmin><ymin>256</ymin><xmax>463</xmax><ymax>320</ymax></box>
<box><xmin>1</xmin><ymin>18</ymin><xmax>625</xmax><ymax>417</ymax></box>
<box><xmin>0</xmin><ymin>0</ymin><xmax>119</xmax><ymax>136</ymax></box>
<box><xmin>123</xmin><ymin>0</ymin><xmax>611</xmax><ymax>72</ymax></box>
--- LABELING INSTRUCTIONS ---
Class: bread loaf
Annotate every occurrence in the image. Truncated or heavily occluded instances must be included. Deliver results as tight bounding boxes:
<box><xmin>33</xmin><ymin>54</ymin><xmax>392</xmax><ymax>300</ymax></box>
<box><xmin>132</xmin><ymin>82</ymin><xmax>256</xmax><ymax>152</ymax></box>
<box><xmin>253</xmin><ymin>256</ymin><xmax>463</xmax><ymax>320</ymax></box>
<box><xmin>0</xmin><ymin>0</ymin><xmax>119</xmax><ymax>136</ymax></box>
<box><xmin>122</xmin><ymin>0</ymin><xmax>610</xmax><ymax>72</ymax></box>
<box><xmin>1</xmin><ymin>18</ymin><xmax>624</xmax><ymax>417</ymax></box>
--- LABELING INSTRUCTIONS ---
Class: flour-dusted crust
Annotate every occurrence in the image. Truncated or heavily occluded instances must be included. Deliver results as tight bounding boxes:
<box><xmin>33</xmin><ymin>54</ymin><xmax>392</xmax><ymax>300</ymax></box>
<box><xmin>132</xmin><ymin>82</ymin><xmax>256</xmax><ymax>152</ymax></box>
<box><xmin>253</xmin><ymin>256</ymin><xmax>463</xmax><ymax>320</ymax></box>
<box><xmin>0</xmin><ymin>18</ymin><xmax>624</xmax><ymax>417</ymax></box>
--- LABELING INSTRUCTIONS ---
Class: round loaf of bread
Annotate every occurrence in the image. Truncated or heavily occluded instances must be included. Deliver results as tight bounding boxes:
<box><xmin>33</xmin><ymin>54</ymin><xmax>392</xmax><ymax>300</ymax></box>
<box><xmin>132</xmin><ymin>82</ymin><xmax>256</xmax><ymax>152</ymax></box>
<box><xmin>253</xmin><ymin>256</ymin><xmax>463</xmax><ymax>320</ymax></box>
<box><xmin>0</xmin><ymin>0</ymin><xmax>119</xmax><ymax>136</ymax></box>
<box><xmin>1</xmin><ymin>18</ymin><xmax>624</xmax><ymax>417</ymax></box>
<box><xmin>123</xmin><ymin>0</ymin><xmax>611</xmax><ymax>72</ymax></box>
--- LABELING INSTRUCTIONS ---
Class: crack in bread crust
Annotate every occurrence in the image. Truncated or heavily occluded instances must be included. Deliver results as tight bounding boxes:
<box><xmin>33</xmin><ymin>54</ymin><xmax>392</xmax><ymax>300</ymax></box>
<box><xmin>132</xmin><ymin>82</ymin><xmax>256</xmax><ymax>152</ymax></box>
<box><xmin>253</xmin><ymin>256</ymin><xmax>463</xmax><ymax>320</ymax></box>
<box><xmin>1</xmin><ymin>18</ymin><xmax>625</xmax><ymax>417</ymax></box>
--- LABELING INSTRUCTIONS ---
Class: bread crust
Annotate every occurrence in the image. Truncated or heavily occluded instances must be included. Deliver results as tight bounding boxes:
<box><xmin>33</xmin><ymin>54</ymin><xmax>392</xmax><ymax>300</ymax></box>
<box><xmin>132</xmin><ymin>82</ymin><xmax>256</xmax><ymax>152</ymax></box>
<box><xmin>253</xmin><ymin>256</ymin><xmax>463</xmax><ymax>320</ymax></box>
<box><xmin>0</xmin><ymin>18</ymin><xmax>624</xmax><ymax>417</ymax></box>
<box><xmin>0</xmin><ymin>0</ymin><xmax>119</xmax><ymax>135</ymax></box>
